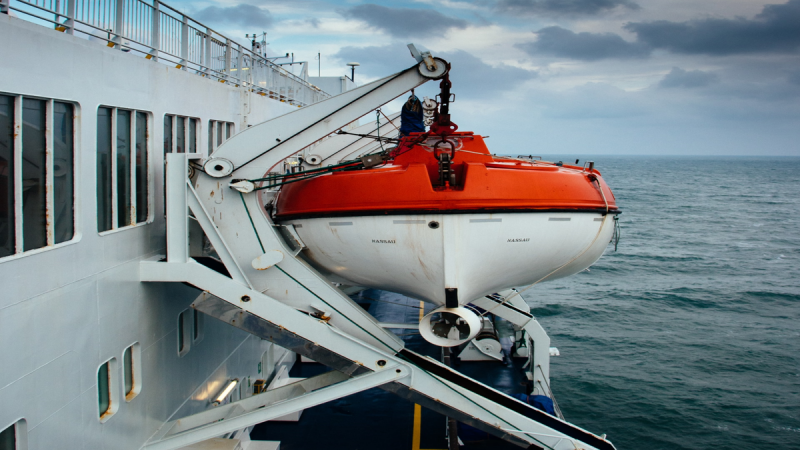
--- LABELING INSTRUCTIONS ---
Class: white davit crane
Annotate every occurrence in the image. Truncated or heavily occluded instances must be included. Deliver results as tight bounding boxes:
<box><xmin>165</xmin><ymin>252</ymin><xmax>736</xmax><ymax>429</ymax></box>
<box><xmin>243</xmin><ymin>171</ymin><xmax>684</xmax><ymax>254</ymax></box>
<box><xmin>140</xmin><ymin>45</ymin><xmax>617</xmax><ymax>450</ymax></box>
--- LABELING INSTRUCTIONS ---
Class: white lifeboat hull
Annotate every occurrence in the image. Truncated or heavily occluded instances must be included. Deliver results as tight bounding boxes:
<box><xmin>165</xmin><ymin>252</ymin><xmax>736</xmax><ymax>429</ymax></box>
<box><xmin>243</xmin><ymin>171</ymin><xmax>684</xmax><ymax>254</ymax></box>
<box><xmin>286</xmin><ymin>212</ymin><xmax>615</xmax><ymax>306</ymax></box>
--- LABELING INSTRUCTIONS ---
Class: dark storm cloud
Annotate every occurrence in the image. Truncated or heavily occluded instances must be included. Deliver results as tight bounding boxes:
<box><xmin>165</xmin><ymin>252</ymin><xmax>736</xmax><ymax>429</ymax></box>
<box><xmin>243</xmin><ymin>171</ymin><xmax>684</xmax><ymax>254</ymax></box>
<box><xmin>333</xmin><ymin>44</ymin><xmax>536</xmax><ymax>97</ymax></box>
<box><xmin>339</xmin><ymin>4</ymin><xmax>469</xmax><ymax>38</ymax></box>
<box><xmin>194</xmin><ymin>4</ymin><xmax>274</xmax><ymax>29</ymax></box>
<box><xmin>517</xmin><ymin>26</ymin><xmax>649</xmax><ymax>61</ymax></box>
<box><xmin>496</xmin><ymin>0</ymin><xmax>639</xmax><ymax>16</ymax></box>
<box><xmin>624</xmin><ymin>0</ymin><xmax>800</xmax><ymax>55</ymax></box>
<box><xmin>658</xmin><ymin>67</ymin><xmax>719</xmax><ymax>88</ymax></box>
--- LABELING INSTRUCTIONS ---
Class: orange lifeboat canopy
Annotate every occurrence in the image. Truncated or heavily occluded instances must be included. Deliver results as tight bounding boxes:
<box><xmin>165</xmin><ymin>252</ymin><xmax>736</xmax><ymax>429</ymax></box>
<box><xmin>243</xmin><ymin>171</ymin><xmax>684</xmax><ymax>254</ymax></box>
<box><xmin>273</xmin><ymin>132</ymin><xmax>618</xmax><ymax>220</ymax></box>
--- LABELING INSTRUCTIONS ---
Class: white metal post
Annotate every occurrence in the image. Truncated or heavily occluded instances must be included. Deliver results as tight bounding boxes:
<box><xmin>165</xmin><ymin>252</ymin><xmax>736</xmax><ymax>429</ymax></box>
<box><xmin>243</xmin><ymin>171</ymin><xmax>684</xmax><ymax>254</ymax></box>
<box><xmin>224</xmin><ymin>38</ymin><xmax>232</xmax><ymax>82</ymax></box>
<box><xmin>113</xmin><ymin>0</ymin><xmax>124</xmax><ymax>49</ymax></box>
<box><xmin>129</xmin><ymin>111</ymin><xmax>136</xmax><ymax>226</ymax></box>
<box><xmin>45</xmin><ymin>99</ymin><xmax>54</xmax><ymax>246</ymax></box>
<box><xmin>236</xmin><ymin>43</ymin><xmax>243</xmax><ymax>85</ymax></box>
<box><xmin>165</xmin><ymin>153</ymin><xmax>188</xmax><ymax>263</ymax></box>
<box><xmin>13</xmin><ymin>96</ymin><xmax>23</xmax><ymax>253</ymax></box>
<box><xmin>203</xmin><ymin>28</ymin><xmax>211</xmax><ymax>74</ymax></box>
<box><xmin>65</xmin><ymin>0</ymin><xmax>76</xmax><ymax>35</ymax></box>
<box><xmin>110</xmin><ymin>108</ymin><xmax>118</xmax><ymax>229</ymax></box>
<box><xmin>149</xmin><ymin>0</ymin><xmax>160</xmax><ymax>61</ymax></box>
<box><xmin>179</xmin><ymin>14</ymin><xmax>188</xmax><ymax>70</ymax></box>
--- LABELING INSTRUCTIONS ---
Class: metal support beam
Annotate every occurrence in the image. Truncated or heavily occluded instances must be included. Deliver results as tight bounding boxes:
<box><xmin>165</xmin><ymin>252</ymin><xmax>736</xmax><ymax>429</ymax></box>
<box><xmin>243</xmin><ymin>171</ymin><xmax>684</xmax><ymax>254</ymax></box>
<box><xmin>145</xmin><ymin>367</ymin><xmax>409</xmax><ymax>450</ymax></box>
<box><xmin>186</xmin><ymin>183</ymin><xmax>249</xmax><ymax>286</ymax></box>
<box><xmin>165</xmin><ymin>153</ymin><xmax>188</xmax><ymax>263</ymax></box>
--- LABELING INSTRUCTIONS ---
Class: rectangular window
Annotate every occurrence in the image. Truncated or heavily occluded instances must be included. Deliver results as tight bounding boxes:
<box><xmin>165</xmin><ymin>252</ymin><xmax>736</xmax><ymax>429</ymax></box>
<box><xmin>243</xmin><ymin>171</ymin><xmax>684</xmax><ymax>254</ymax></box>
<box><xmin>97</xmin><ymin>361</ymin><xmax>110</xmax><ymax>415</ymax></box>
<box><xmin>178</xmin><ymin>309</ymin><xmax>192</xmax><ymax>357</ymax></box>
<box><xmin>0</xmin><ymin>422</ymin><xmax>16</xmax><ymax>450</ymax></box>
<box><xmin>53</xmin><ymin>102</ymin><xmax>75</xmax><ymax>244</ymax></box>
<box><xmin>97</xmin><ymin>357</ymin><xmax>119</xmax><ymax>422</ymax></box>
<box><xmin>0</xmin><ymin>95</ymin><xmax>14</xmax><ymax>258</ymax></box>
<box><xmin>22</xmin><ymin>98</ymin><xmax>47</xmax><ymax>251</ymax></box>
<box><xmin>122</xmin><ymin>342</ymin><xmax>142</xmax><ymax>401</ymax></box>
<box><xmin>1</xmin><ymin>93</ymin><xmax>76</xmax><ymax>259</ymax></box>
<box><xmin>208</xmin><ymin>120</ymin><xmax>235</xmax><ymax>153</ymax></box>
<box><xmin>0</xmin><ymin>419</ymin><xmax>25</xmax><ymax>450</ymax></box>
<box><xmin>97</xmin><ymin>107</ymin><xmax>150</xmax><ymax>232</ymax></box>
<box><xmin>164</xmin><ymin>114</ymin><xmax>198</xmax><ymax>154</ymax></box>
<box><xmin>193</xmin><ymin>309</ymin><xmax>204</xmax><ymax>344</ymax></box>
<box><xmin>135</xmin><ymin>112</ymin><xmax>148</xmax><ymax>224</ymax></box>
<box><xmin>176</xmin><ymin>117</ymin><xmax>185</xmax><ymax>154</ymax></box>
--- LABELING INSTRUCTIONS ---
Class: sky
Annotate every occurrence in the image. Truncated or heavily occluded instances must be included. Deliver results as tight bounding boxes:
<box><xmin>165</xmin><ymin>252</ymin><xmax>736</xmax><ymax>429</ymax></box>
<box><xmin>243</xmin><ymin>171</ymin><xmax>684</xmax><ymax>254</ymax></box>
<box><xmin>171</xmin><ymin>0</ymin><xmax>800</xmax><ymax>155</ymax></box>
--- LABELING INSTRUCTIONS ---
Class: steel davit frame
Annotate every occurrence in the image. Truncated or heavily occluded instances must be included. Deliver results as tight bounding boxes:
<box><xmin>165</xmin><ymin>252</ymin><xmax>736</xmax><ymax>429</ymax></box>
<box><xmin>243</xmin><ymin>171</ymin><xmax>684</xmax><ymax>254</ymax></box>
<box><xmin>140</xmin><ymin>49</ymin><xmax>616</xmax><ymax>450</ymax></box>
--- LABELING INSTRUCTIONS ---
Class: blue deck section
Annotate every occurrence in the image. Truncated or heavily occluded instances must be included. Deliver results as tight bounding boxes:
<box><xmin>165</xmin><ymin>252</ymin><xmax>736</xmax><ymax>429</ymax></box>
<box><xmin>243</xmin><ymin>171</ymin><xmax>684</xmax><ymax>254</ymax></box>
<box><xmin>250</xmin><ymin>289</ymin><xmax>529</xmax><ymax>449</ymax></box>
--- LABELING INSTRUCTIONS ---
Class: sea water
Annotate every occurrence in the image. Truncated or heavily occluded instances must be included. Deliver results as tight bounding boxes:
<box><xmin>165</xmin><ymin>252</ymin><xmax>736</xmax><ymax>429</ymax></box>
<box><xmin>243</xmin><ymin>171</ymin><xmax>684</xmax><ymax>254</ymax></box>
<box><xmin>525</xmin><ymin>156</ymin><xmax>800</xmax><ymax>449</ymax></box>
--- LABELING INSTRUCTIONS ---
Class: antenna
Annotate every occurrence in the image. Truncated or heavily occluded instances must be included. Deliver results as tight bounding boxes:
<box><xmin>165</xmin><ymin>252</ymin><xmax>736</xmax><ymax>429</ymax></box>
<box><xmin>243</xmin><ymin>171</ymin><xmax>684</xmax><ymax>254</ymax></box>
<box><xmin>346</xmin><ymin>62</ymin><xmax>360</xmax><ymax>82</ymax></box>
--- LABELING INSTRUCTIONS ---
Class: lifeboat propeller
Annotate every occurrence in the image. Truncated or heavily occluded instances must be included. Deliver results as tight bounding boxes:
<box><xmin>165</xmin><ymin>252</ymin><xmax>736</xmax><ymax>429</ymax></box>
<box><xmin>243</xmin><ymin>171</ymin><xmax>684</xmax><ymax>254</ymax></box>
<box><xmin>419</xmin><ymin>305</ymin><xmax>482</xmax><ymax>347</ymax></box>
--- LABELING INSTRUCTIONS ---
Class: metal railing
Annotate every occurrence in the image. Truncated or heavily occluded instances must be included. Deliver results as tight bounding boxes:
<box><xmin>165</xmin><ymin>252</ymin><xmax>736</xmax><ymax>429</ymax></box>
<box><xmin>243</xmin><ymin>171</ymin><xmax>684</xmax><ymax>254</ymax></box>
<box><xmin>1</xmin><ymin>0</ymin><xmax>330</xmax><ymax>106</ymax></box>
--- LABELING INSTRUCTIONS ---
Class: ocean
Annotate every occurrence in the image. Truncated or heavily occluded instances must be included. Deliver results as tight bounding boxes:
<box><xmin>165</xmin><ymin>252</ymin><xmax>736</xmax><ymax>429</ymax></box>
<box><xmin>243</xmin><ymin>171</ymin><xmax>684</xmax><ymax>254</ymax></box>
<box><xmin>526</xmin><ymin>156</ymin><xmax>800</xmax><ymax>449</ymax></box>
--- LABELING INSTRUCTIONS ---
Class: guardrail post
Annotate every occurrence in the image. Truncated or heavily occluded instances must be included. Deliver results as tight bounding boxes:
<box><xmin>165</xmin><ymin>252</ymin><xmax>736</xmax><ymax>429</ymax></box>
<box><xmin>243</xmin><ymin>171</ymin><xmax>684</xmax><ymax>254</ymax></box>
<box><xmin>203</xmin><ymin>28</ymin><xmax>211</xmax><ymax>74</ymax></box>
<box><xmin>1</xmin><ymin>0</ymin><xmax>9</xmax><ymax>15</ymax></box>
<box><xmin>149</xmin><ymin>0</ymin><xmax>160</xmax><ymax>61</ymax></box>
<box><xmin>65</xmin><ymin>0</ymin><xmax>76</xmax><ymax>34</ymax></box>
<box><xmin>236</xmin><ymin>43</ymin><xmax>244</xmax><ymax>85</ymax></box>
<box><xmin>224</xmin><ymin>38</ymin><xmax>232</xmax><ymax>82</ymax></box>
<box><xmin>180</xmin><ymin>13</ymin><xmax>188</xmax><ymax>70</ymax></box>
<box><xmin>113</xmin><ymin>0</ymin><xmax>124</xmax><ymax>49</ymax></box>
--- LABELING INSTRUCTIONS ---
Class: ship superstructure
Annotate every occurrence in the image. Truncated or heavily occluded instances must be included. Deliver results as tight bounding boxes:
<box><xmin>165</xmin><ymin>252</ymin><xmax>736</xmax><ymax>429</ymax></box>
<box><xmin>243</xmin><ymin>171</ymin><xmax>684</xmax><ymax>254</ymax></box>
<box><xmin>1</xmin><ymin>2</ymin><xmax>619</xmax><ymax>449</ymax></box>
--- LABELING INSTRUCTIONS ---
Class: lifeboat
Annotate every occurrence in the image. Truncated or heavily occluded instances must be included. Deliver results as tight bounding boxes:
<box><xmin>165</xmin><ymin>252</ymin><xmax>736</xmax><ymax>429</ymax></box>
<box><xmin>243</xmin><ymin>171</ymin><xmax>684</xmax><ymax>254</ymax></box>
<box><xmin>270</xmin><ymin>75</ymin><xmax>619</xmax><ymax>346</ymax></box>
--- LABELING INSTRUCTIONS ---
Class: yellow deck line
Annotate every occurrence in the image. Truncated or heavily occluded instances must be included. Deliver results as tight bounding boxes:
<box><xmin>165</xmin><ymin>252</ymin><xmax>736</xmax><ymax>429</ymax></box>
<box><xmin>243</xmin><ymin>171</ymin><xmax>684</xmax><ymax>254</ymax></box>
<box><xmin>412</xmin><ymin>301</ymin><xmax>447</xmax><ymax>450</ymax></box>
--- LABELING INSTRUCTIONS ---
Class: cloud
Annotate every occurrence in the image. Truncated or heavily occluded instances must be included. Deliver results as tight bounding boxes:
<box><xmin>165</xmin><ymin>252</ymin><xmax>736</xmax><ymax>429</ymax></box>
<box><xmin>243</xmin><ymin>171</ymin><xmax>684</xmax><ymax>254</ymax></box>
<box><xmin>659</xmin><ymin>67</ymin><xmax>719</xmax><ymax>88</ymax></box>
<box><xmin>517</xmin><ymin>26</ymin><xmax>650</xmax><ymax>61</ymax></box>
<box><xmin>339</xmin><ymin>4</ymin><xmax>469</xmax><ymax>38</ymax></box>
<box><xmin>496</xmin><ymin>0</ymin><xmax>640</xmax><ymax>16</ymax></box>
<box><xmin>332</xmin><ymin>44</ymin><xmax>536</xmax><ymax>98</ymax></box>
<box><xmin>624</xmin><ymin>0</ymin><xmax>800</xmax><ymax>55</ymax></box>
<box><xmin>789</xmin><ymin>71</ymin><xmax>800</xmax><ymax>86</ymax></box>
<box><xmin>194</xmin><ymin>4</ymin><xmax>274</xmax><ymax>29</ymax></box>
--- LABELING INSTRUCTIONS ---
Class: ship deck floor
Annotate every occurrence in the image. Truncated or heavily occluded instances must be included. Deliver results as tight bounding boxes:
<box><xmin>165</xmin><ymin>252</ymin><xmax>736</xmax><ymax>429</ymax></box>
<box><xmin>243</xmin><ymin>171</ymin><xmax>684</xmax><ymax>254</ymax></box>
<box><xmin>250</xmin><ymin>289</ymin><xmax>527</xmax><ymax>450</ymax></box>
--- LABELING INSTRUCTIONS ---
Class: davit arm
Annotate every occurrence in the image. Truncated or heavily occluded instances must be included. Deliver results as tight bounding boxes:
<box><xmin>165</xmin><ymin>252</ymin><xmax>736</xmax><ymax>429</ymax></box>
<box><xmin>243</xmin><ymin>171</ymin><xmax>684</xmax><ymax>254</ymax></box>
<box><xmin>188</xmin><ymin>51</ymin><xmax>448</xmax><ymax>353</ymax></box>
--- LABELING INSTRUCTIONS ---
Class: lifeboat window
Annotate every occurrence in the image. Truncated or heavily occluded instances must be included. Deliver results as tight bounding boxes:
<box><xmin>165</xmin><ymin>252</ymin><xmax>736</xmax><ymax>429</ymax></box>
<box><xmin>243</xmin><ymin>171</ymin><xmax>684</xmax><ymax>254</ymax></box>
<box><xmin>0</xmin><ymin>93</ymin><xmax>77</xmax><ymax>260</ymax></box>
<box><xmin>97</xmin><ymin>106</ymin><xmax>151</xmax><ymax>233</ymax></box>
<box><xmin>97</xmin><ymin>358</ymin><xmax>119</xmax><ymax>422</ymax></box>
<box><xmin>122</xmin><ymin>342</ymin><xmax>142</xmax><ymax>401</ymax></box>
<box><xmin>178</xmin><ymin>309</ymin><xmax>192</xmax><ymax>357</ymax></box>
<box><xmin>0</xmin><ymin>419</ymin><xmax>26</xmax><ymax>450</ymax></box>
<box><xmin>208</xmin><ymin>120</ymin><xmax>235</xmax><ymax>154</ymax></box>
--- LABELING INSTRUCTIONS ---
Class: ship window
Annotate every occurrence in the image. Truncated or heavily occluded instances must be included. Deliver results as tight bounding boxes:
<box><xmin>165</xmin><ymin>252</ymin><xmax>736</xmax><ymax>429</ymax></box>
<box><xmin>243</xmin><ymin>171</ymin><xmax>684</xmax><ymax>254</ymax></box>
<box><xmin>208</xmin><ymin>120</ymin><xmax>235</xmax><ymax>153</ymax></box>
<box><xmin>0</xmin><ymin>419</ymin><xmax>26</xmax><ymax>450</ymax></box>
<box><xmin>178</xmin><ymin>309</ymin><xmax>192</xmax><ymax>357</ymax></box>
<box><xmin>122</xmin><ymin>342</ymin><xmax>142</xmax><ymax>401</ymax></box>
<box><xmin>164</xmin><ymin>114</ymin><xmax>199</xmax><ymax>154</ymax></box>
<box><xmin>0</xmin><ymin>423</ymin><xmax>15</xmax><ymax>450</ymax></box>
<box><xmin>0</xmin><ymin>95</ymin><xmax>14</xmax><ymax>258</ymax></box>
<box><xmin>97</xmin><ymin>107</ymin><xmax>150</xmax><ymax>233</ymax></box>
<box><xmin>193</xmin><ymin>309</ymin><xmax>205</xmax><ymax>344</ymax></box>
<box><xmin>97</xmin><ymin>358</ymin><xmax>119</xmax><ymax>422</ymax></box>
<box><xmin>0</xmin><ymin>93</ymin><xmax>76</xmax><ymax>260</ymax></box>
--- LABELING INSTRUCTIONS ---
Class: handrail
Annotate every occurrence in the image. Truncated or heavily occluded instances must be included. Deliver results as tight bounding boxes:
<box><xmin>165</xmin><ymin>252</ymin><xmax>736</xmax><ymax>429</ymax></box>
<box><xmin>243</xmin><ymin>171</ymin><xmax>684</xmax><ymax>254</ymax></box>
<box><xmin>2</xmin><ymin>0</ymin><xmax>330</xmax><ymax>106</ymax></box>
